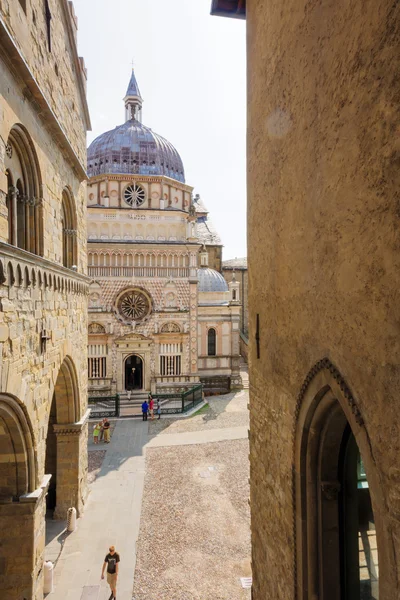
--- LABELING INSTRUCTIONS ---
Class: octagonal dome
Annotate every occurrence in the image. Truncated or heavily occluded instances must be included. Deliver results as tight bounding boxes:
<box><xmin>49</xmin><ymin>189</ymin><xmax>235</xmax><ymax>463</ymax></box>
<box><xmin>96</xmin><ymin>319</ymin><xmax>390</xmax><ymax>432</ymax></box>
<box><xmin>197</xmin><ymin>268</ymin><xmax>229</xmax><ymax>292</ymax></box>
<box><xmin>87</xmin><ymin>70</ymin><xmax>185</xmax><ymax>183</ymax></box>
<box><xmin>87</xmin><ymin>120</ymin><xmax>185</xmax><ymax>182</ymax></box>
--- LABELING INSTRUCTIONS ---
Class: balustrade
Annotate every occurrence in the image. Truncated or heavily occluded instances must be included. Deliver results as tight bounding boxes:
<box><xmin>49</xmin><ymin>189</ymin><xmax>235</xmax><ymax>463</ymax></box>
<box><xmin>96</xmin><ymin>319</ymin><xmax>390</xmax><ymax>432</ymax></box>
<box><xmin>88</xmin><ymin>266</ymin><xmax>190</xmax><ymax>278</ymax></box>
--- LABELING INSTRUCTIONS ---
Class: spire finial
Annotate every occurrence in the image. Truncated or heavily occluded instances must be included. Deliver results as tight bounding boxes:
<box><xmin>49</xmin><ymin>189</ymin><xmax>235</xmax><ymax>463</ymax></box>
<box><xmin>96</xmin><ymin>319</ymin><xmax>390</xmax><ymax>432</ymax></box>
<box><xmin>124</xmin><ymin>68</ymin><xmax>143</xmax><ymax>123</ymax></box>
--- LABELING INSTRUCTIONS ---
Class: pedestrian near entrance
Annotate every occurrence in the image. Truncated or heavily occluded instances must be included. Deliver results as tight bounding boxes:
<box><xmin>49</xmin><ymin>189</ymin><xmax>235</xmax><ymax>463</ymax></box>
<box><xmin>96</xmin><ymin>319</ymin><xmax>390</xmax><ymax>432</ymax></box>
<box><xmin>93</xmin><ymin>422</ymin><xmax>102</xmax><ymax>444</ymax></box>
<box><xmin>157</xmin><ymin>399</ymin><xmax>161</xmax><ymax>419</ymax></box>
<box><xmin>101</xmin><ymin>545</ymin><xmax>120</xmax><ymax>600</ymax></box>
<box><xmin>127</xmin><ymin>389</ymin><xmax>131</xmax><ymax>401</ymax></box>
<box><xmin>149</xmin><ymin>393</ymin><xmax>154</xmax><ymax>420</ymax></box>
<box><xmin>141</xmin><ymin>400</ymin><xmax>149</xmax><ymax>421</ymax></box>
<box><xmin>103</xmin><ymin>418</ymin><xmax>111</xmax><ymax>443</ymax></box>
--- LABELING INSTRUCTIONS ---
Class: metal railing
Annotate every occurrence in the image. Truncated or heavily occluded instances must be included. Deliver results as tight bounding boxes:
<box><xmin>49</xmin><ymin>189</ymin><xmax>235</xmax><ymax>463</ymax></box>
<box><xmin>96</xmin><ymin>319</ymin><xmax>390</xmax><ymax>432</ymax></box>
<box><xmin>88</xmin><ymin>395</ymin><xmax>120</xmax><ymax>418</ymax></box>
<box><xmin>156</xmin><ymin>384</ymin><xmax>203</xmax><ymax>415</ymax></box>
<box><xmin>88</xmin><ymin>266</ymin><xmax>189</xmax><ymax>278</ymax></box>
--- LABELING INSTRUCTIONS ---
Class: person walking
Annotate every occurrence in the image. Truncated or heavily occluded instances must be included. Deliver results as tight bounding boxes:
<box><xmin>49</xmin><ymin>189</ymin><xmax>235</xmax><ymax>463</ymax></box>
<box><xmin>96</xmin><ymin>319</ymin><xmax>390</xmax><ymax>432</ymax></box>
<box><xmin>148</xmin><ymin>393</ymin><xmax>154</xmax><ymax>420</ymax></box>
<box><xmin>141</xmin><ymin>399</ymin><xmax>149</xmax><ymax>421</ymax></box>
<box><xmin>127</xmin><ymin>389</ymin><xmax>131</xmax><ymax>401</ymax></box>
<box><xmin>157</xmin><ymin>399</ymin><xmax>161</xmax><ymax>420</ymax></box>
<box><xmin>101</xmin><ymin>545</ymin><xmax>120</xmax><ymax>600</ymax></box>
<box><xmin>93</xmin><ymin>422</ymin><xmax>102</xmax><ymax>444</ymax></box>
<box><xmin>103</xmin><ymin>418</ymin><xmax>111</xmax><ymax>443</ymax></box>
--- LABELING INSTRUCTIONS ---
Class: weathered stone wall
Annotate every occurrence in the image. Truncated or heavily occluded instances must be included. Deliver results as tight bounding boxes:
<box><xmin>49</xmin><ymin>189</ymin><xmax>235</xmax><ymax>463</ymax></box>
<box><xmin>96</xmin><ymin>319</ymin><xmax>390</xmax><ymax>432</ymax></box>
<box><xmin>206</xmin><ymin>244</ymin><xmax>222</xmax><ymax>272</ymax></box>
<box><xmin>0</xmin><ymin>0</ymin><xmax>88</xmax><ymax>164</ymax></box>
<box><xmin>0</xmin><ymin>58</ymin><xmax>87</xmax><ymax>271</ymax></box>
<box><xmin>223</xmin><ymin>267</ymin><xmax>248</xmax><ymax>337</ymax></box>
<box><xmin>247</xmin><ymin>0</ymin><xmax>400</xmax><ymax>598</ymax></box>
<box><xmin>0</xmin><ymin>1</ymin><xmax>89</xmax><ymax>598</ymax></box>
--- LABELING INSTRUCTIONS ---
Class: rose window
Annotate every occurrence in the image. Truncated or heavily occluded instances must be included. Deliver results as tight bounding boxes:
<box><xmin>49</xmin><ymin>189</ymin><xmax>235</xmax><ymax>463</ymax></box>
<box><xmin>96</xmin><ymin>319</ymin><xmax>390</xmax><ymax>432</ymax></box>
<box><xmin>124</xmin><ymin>183</ymin><xmax>146</xmax><ymax>207</ymax></box>
<box><xmin>117</xmin><ymin>289</ymin><xmax>151</xmax><ymax>321</ymax></box>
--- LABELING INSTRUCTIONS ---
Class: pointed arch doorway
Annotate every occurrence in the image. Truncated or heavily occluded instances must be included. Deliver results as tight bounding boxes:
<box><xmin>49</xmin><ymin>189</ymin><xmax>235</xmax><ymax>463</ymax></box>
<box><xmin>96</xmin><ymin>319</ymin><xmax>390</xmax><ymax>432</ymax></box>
<box><xmin>294</xmin><ymin>362</ymin><xmax>383</xmax><ymax>600</ymax></box>
<box><xmin>125</xmin><ymin>354</ymin><xmax>144</xmax><ymax>390</ymax></box>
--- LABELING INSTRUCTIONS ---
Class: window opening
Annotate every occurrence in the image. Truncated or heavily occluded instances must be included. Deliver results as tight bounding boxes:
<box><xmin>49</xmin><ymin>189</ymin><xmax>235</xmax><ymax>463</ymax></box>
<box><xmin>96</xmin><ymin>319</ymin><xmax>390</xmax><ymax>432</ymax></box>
<box><xmin>44</xmin><ymin>0</ymin><xmax>52</xmax><ymax>52</ymax></box>
<box><xmin>207</xmin><ymin>328</ymin><xmax>216</xmax><ymax>356</ymax></box>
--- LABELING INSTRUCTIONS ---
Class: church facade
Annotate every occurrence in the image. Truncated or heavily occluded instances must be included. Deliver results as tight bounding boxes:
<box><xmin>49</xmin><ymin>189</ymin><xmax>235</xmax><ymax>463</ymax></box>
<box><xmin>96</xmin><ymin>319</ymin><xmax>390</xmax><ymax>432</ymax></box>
<box><xmin>87</xmin><ymin>71</ymin><xmax>241</xmax><ymax>397</ymax></box>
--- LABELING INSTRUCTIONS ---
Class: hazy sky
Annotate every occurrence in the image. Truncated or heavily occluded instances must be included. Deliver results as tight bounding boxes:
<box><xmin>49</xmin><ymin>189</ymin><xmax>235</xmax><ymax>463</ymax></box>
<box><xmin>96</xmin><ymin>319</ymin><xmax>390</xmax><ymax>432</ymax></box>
<box><xmin>73</xmin><ymin>0</ymin><xmax>247</xmax><ymax>260</ymax></box>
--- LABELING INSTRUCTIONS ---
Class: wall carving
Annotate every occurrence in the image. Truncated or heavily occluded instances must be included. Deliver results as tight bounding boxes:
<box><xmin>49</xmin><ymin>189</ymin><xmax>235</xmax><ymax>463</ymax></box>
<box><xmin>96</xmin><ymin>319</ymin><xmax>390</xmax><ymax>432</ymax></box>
<box><xmin>88</xmin><ymin>323</ymin><xmax>106</xmax><ymax>334</ymax></box>
<box><xmin>160</xmin><ymin>322</ymin><xmax>181</xmax><ymax>333</ymax></box>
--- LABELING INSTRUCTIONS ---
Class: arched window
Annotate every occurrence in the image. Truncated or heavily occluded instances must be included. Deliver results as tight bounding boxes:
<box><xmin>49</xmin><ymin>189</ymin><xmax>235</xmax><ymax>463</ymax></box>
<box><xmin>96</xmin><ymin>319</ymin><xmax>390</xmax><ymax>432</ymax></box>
<box><xmin>207</xmin><ymin>328</ymin><xmax>216</xmax><ymax>356</ymax></box>
<box><xmin>5</xmin><ymin>124</ymin><xmax>43</xmax><ymax>255</ymax></box>
<box><xmin>61</xmin><ymin>188</ymin><xmax>77</xmax><ymax>268</ymax></box>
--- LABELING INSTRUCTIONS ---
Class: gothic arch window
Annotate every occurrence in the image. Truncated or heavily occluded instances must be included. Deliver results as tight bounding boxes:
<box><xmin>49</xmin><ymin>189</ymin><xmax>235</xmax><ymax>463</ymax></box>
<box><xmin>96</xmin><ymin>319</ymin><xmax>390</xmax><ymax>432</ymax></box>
<box><xmin>5</xmin><ymin>124</ymin><xmax>43</xmax><ymax>255</ymax></box>
<box><xmin>207</xmin><ymin>328</ymin><xmax>216</xmax><ymax>356</ymax></box>
<box><xmin>61</xmin><ymin>188</ymin><xmax>77</xmax><ymax>268</ymax></box>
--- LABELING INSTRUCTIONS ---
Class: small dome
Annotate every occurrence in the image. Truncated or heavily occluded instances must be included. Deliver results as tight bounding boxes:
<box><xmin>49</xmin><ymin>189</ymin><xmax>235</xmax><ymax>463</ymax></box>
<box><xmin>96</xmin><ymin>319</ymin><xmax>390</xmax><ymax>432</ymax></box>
<box><xmin>197</xmin><ymin>268</ymin><xmax>228</xmax><ymax>292</ymax></box>
<box><xmin>87</xmin><ymin>120</ymin><xmax>185</xmax><ymax>182</ymax></box>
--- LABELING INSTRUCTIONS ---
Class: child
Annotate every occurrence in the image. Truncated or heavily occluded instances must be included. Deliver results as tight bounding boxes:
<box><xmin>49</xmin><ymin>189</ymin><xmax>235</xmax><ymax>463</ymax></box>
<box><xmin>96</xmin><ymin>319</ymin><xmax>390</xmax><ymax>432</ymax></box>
<box><xmin>93</xmin><ymin>422</ymin><xmax>102</xmax><ymax>444</ymax></box>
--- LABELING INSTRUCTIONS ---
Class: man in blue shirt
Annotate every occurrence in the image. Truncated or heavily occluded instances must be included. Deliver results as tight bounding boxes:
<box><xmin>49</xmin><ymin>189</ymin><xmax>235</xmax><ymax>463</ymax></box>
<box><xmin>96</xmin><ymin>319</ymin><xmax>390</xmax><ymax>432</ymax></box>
<box><xmin>141</xmin><ymin>400</ymin><xmax>148</xmax><ymax>421</ymax></box>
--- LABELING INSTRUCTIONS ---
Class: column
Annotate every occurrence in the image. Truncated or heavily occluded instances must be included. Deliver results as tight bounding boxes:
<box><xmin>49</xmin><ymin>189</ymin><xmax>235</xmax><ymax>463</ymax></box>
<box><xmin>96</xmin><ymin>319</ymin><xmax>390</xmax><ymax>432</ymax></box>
<box><xmin>53</xmin><ymin>410</ymin><xmax>90</xmax><ymax>519</ymax></box>
<box><xmin>189</xmin><ymin>251</ymin><xmax>199</xmax><ymax>379</ymax></box>
<box><xmin>0</xmin><ymin>475</ymin><xmax>50</xmax><ymax>600</ymax></box>
<box><xmin>8</xmin><ymin>186</ymin><xmax>17</xmax><ymax>245</ymax></box>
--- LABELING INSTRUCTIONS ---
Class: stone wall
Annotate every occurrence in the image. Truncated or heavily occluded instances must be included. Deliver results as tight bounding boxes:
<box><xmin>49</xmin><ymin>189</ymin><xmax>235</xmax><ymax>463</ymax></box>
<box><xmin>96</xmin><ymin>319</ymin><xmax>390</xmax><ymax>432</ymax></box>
<box><xmin>223</xmin><ymin>266</ymin><xmax>248</xmax><ymax>337</ymax></box>
<box><xmin>0</xmin><ymin>0</ymin><xmax>89</xmax><ymax>164</ymax></box>
<box><xmin>247</xmin><ymin>0</ymin><xmax>400</xmax><ymax>598</ymax></box>
<box><xmin>0</xmin><ymin>1</ymin><xmax>89</xmax><ymax>598</ymax></box>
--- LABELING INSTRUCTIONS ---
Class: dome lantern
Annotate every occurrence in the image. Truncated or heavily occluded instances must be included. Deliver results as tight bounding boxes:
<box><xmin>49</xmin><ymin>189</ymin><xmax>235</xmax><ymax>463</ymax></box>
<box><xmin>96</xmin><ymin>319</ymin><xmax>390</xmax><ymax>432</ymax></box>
<box><xmin>124</xmin><ymin>69</ymin><xmax>143</xmax><ymax>123</ymax></box>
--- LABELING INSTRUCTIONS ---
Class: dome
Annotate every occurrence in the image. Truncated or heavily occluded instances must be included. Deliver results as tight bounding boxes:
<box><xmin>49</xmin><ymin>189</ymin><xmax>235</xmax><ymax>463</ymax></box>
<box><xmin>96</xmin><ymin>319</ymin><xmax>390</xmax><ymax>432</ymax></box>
<box><xmin>197</xmin><ymin>268</ymin><xmax>229</xmax><ymax>292</ymax></box>
<box><xmin>87</xmin><ymin>120</ymin><xmax>185</xmax><ymax>182</ymax></box>
<box><xmin>87</xmin><ymin>70</ymin><xmax>185</xmax><ymax>182</ymax></box>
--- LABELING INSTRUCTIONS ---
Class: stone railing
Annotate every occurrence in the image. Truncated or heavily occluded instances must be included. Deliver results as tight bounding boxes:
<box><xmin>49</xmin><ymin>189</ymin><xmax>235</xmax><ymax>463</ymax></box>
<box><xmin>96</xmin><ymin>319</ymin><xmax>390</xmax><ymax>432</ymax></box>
<box><xmin>0</xmin><ymin>242</ymin><xmax>90</xmax><ymax>295</ymax></box>
<box><xmin>88</xmin><ymin>266</ymin><xmax>190</xmax><ymax>278</ymax></box>
<box><xmin>154</xmin><ymin>374</ymin><xmax>199</xmax><ymax>385</ymax></box>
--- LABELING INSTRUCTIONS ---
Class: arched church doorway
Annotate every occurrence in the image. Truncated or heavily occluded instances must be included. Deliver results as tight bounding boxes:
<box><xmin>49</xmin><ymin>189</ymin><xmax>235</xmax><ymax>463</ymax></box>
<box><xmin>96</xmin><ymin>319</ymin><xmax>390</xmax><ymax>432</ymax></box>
<box><xmin>295</xmin><ymin>364</ymin><xmax>380</xmax><ymax>600</ymax></box>
<box><xmin>125</xmin><ymin>355</ymin><xmax>143</xmax><ymax>390</ymax></box>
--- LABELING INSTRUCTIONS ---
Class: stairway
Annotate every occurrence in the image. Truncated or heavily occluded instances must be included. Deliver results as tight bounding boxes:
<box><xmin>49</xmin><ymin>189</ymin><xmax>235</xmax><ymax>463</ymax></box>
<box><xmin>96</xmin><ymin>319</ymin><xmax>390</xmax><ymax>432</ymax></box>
<box><xmin>240</xmin><ymin>362</ymin><xmax>249</xmax><ymax>389</ymax></box>
<box><xmin>119</xmin><ymin>391</ymin><xmax>149</xmax><ymax>417</ymax></box>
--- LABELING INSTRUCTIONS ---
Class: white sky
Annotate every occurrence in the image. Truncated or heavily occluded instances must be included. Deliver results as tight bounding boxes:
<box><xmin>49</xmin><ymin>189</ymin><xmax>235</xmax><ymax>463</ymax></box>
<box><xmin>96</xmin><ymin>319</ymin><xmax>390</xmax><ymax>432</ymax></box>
<box><xmin>72</xmin><ymin>0</ymin><xmax>247</xmax><ymax>261</ymax></box>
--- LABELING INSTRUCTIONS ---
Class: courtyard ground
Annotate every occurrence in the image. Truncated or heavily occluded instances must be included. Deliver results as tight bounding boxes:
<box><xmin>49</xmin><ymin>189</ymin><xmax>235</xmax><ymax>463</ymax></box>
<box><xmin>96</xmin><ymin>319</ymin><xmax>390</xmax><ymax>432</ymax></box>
<box><xmin>133</xmin><ymin>390</ymin><xmax>250</xmax><ymax>600</ymax></box>
<box><xmin>46</xmin><ymin>388</ymin><xmax>250</xmax><ymax>599</ymax></box>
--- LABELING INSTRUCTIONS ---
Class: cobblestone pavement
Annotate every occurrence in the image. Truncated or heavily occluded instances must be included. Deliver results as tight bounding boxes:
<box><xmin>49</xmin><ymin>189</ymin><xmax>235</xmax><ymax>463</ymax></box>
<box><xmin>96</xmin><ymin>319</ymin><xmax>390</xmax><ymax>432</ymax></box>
<box><xmin>149</xmin><ymin>389</ymin><xmax>249</xmax><ymax>435</ymax></box>
<box><xmin>133</xmin><ymin>439</ymin><xmax>251</xmax><ymax>600</ymax></box>
<box><xmin>133</xmin><ymin>389</ymin><xmax>251</xmax><ymax>600</ymax></box>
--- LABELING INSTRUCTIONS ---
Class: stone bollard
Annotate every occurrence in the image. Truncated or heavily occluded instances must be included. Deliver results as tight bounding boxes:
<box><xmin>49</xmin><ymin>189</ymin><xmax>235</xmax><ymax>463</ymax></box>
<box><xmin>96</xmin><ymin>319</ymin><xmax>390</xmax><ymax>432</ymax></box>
<box><xmin>43</xmin><ymin>561</ymin><xmax>54</xmax><ymax>594</ymax></box>
<box><xmin>67</xmin><ymin>507</ymin><xmax>77</xmax><ymax>532</ymax></box>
